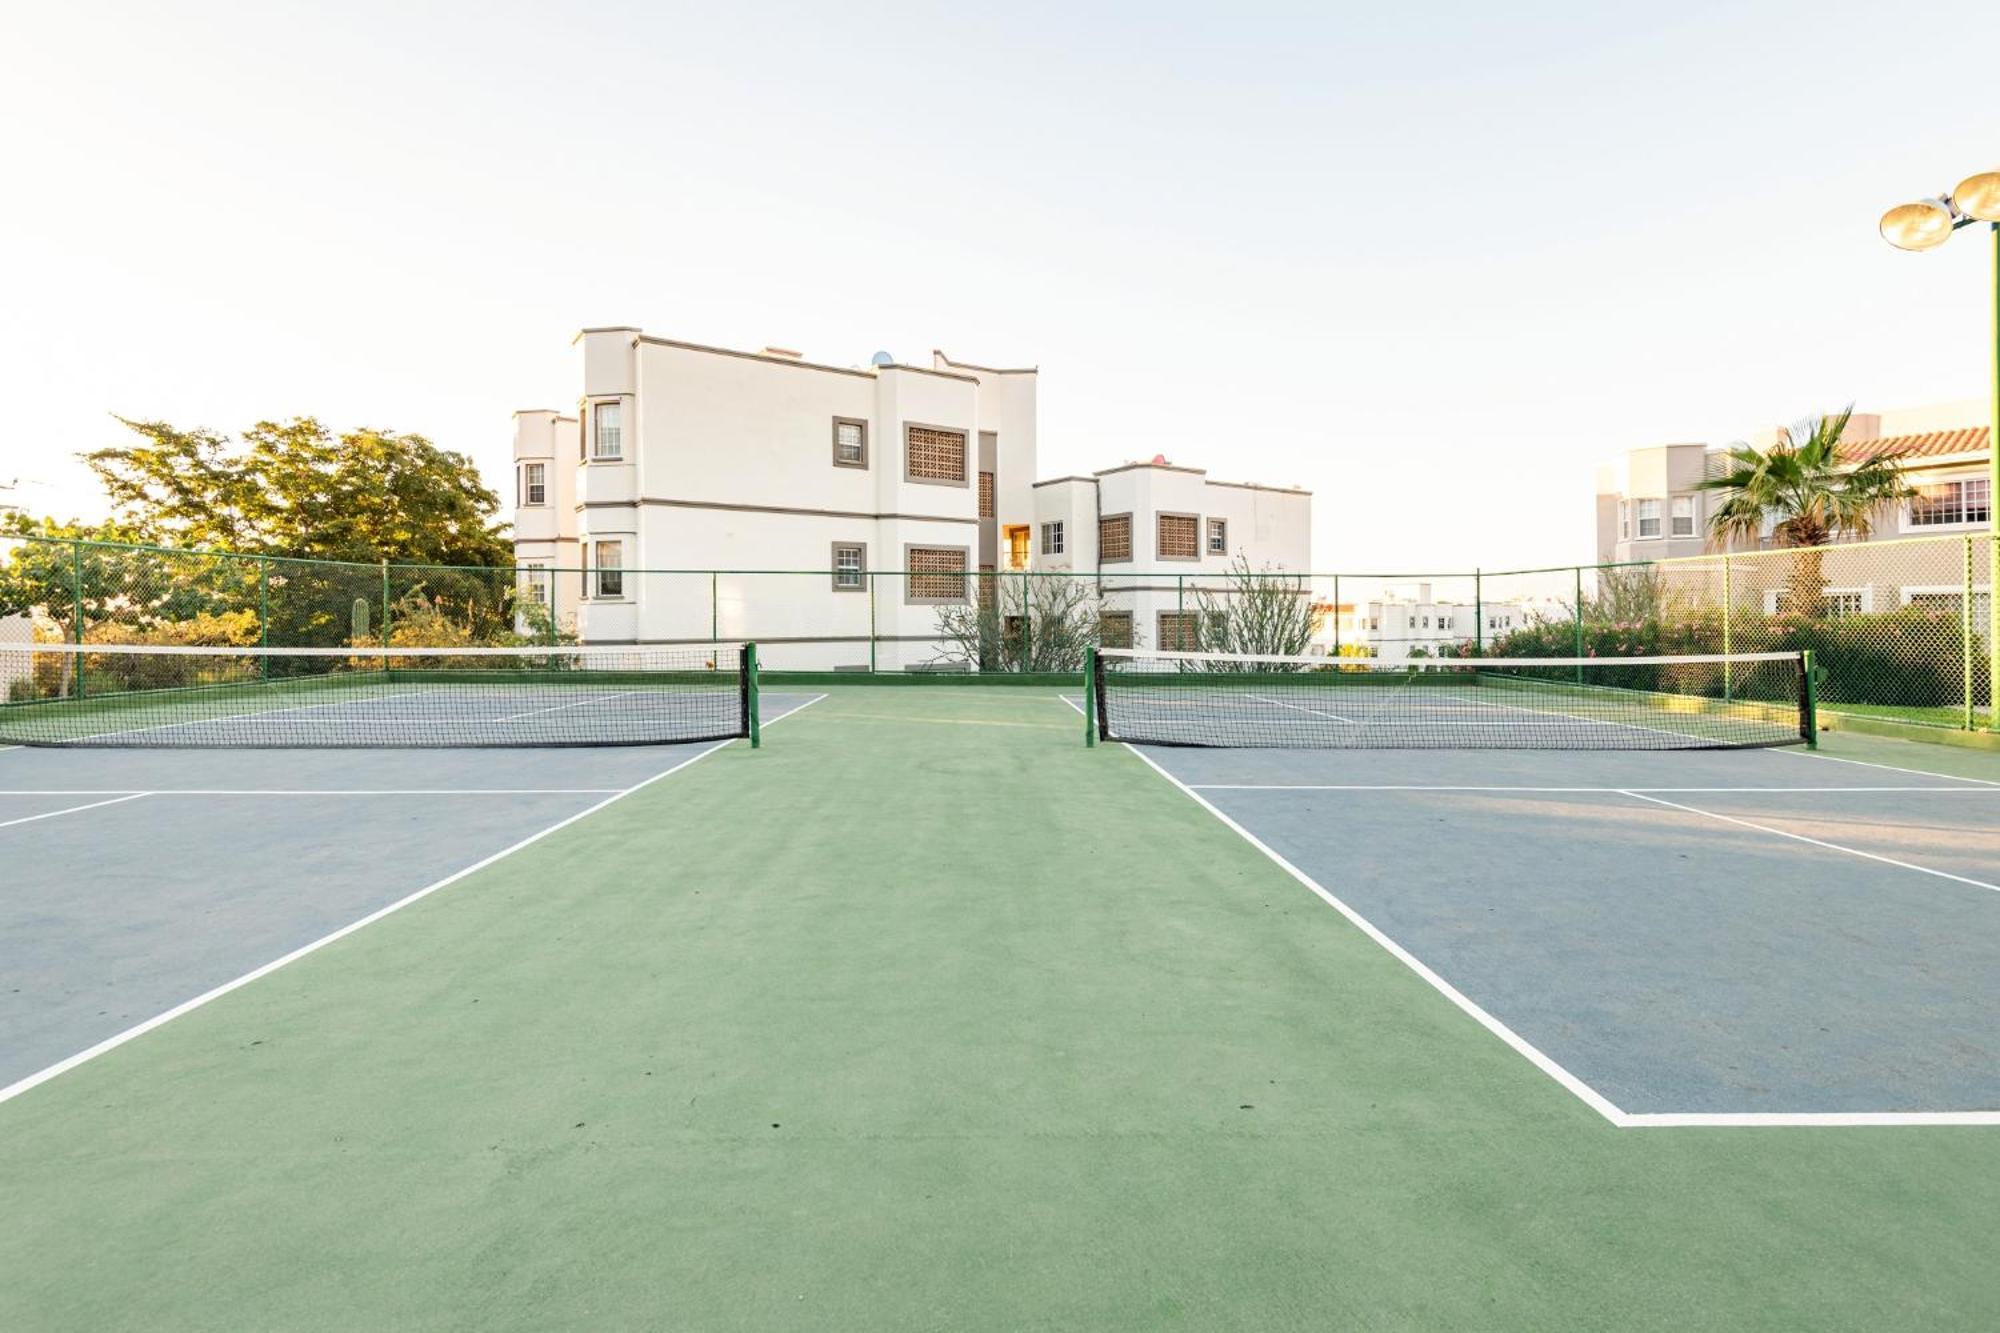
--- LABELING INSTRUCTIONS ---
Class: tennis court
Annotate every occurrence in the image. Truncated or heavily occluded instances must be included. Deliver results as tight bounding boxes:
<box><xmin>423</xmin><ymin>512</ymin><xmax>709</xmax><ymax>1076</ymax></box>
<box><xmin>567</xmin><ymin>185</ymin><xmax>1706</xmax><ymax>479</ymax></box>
<box><xmin>1</xmin><ymin>664</ymin><xmax>1996</xmax><ymax>1328</ymax></box>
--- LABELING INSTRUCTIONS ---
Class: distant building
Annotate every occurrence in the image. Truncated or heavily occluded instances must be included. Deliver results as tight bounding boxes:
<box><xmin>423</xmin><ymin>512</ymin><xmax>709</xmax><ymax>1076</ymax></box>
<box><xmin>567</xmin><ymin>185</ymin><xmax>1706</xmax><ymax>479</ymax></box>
<box><xmin>1595</xmin><ymin>399</ymin><xmax>1992</xmax><ymax>565</ymax></box>
<box><xmin>1310</xmin><ymin>582</ymin><xmax>1559</xmax><ymax>659</ymax></box>
<box><xmin>511</xmin><ymin>328</ymin><xmax>1310</xmax><ymax>668</ymax></box>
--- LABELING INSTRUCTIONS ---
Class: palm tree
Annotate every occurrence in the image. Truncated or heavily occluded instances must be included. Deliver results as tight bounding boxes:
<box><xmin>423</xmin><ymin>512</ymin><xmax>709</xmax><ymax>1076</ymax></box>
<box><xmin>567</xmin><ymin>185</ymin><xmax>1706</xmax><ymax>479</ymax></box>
<box><xmin>1697</xmin><ymin>407</ymin><xmax>1913</xmax><ymax>616</ymax></box>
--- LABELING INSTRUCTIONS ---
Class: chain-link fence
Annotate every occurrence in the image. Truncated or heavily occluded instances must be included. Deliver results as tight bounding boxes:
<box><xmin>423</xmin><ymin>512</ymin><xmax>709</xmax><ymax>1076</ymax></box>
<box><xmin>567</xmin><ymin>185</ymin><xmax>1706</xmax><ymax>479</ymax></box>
<box><xmin>4</xmin><ymin>531</ymin><xmax>1995</xmax><ymax>728</ymax></box>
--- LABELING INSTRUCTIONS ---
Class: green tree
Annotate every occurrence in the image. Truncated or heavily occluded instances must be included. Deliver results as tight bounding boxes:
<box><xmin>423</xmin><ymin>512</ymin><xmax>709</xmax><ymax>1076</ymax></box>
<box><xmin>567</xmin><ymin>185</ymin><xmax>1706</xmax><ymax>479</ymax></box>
<box><xmin>87</xmin><ymin>416</ymin><xmax>511</xmax><ymax>567</ymax></box>
<box><xmin>1698</xmin><ymin>408</ymin><xmax>1914</xmax><ymax>616</ymax></box>
<box><xmin>1192</xmin><ymin>557</ymin><xmax>1317</xmax><ymax>658</ymax></box>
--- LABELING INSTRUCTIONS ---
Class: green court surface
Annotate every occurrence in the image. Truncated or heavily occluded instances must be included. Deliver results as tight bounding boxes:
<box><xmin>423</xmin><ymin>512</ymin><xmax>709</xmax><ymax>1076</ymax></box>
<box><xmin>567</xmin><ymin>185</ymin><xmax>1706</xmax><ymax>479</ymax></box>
<box><xmin>2</xmin><ymin>686</ymin><xmax>1996</xmax><ymax>1329</ymax></box>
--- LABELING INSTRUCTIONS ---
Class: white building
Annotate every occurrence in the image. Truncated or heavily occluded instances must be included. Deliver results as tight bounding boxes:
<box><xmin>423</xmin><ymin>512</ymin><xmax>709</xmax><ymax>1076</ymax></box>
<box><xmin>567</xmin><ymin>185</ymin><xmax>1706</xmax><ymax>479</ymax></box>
<box><xmin>1309</xmin><ymin>583</ymin><xmax>1558</xmax><ymax>659</ymax></box>
<box><xmin>511</xmin><ymin>329</ymin><xmax>1310</xmax><ymax>668</ymax></box>
<box><xmin>1595</xmin><ymin>399</ymin><xmax>1992</xmax><ymax>565</ymax></box>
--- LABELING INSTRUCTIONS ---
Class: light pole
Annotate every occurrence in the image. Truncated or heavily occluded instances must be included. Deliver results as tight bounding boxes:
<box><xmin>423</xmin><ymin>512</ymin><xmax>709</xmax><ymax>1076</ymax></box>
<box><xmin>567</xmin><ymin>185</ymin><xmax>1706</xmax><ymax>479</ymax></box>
<box><xmin>1881</xmin><ymin>170</ymin><xmax>2000</xmax><ymax>727</ymax></box>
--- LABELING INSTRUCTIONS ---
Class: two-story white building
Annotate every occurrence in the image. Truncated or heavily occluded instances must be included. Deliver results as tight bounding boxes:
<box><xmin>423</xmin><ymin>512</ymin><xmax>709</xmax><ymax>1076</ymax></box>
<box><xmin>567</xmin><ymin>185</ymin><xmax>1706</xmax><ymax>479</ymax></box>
<box><xmin>511</xmin><ymin>328</ymin><xmax>1311</xmax><ymax>668</ymax></box>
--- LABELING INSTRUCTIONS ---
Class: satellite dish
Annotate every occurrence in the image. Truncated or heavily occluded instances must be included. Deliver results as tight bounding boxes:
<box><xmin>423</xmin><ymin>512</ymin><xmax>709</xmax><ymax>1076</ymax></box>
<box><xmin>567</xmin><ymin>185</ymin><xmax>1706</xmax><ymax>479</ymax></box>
<box><xmin>870</xmin><ymin>350</ymin><xmax>895</xmax><ymax>367</ymax></box>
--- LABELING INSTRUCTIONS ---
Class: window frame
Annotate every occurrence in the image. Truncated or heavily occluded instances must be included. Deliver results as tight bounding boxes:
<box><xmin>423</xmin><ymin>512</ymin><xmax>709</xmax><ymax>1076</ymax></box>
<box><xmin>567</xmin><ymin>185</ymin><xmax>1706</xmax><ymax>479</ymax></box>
<box><xmin>1618</xmin><ymin>500</ymin><xmax>1630</xmax><ymax>540</ymax></box>
<box><xmin>590</xmin><ymin>538</ymin><xmax>626</xmax><ymax>600</ymax></box>
<box><xmin>1634</xmin><ymin>497</ymin><xmax>1662</xmax><ymax>539</ymax></box>
<box><xmin>591</xmin><ymin>401</ymin><xmax>624</xmax><ymax>462</ymax></box>
<box><xmin>831</xmin><ymin>417</ymin><xmax>869</xmax><ymax>470</ymax></box>
<box><xmin>1905</xmin><ymin>476</ymin><xmax>1992</xmax><ymax>531</ymax></box>
<box><xmin>903</xmin><ymin>422</ymin><xmax>970</xmax><ymax>488</ymax></box>
<box><xmin>1041</xmin><ymin>520</ymin><xmax>1065</xmax><ymax>556</ymax></box>
<box><xmin>1670</xmin><ymin>494</ymin><xmax>1697</xmax><ymax>538</ymax></box>
<box><xmin>1156</xmin><ymin>511</ymin><xmax>1201</xmax><ymax>562</ymax></box>
<box><xmin>830</xmin><ymin>541</ymin><xmax>867</xmax><ymax>592</ymax></box>
<box><xmin>520</xmin><ymin>562</ymin><xmax>550</xmax><ymax>605</ymax></box>
<box><xmin>902</xmin><ymin>543</ymin><xmax>973</xmax><ymax>604</ymax></box>
<box><xmin>1206</xmin><ymin>516</ymin><xmax>1229</xmax><ymax>556</ymax></box>
<box><xmin>1098</xmin><ymin>512</ymin><xmax>1133</xmax><ymax>564</ymax></box>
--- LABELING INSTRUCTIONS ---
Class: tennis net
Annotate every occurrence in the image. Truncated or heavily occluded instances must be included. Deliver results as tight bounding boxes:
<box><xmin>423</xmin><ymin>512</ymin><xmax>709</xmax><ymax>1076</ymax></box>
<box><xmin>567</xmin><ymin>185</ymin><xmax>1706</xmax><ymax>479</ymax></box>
<box><xmin>0</xmin><ymin>642</ymin><xmax>754</xmax><ymax>748</ymax></box>
<box><xmin>1093</xmin><ymin>648</ymin><xmax>1812</xmax><ymax>749</ymax></box>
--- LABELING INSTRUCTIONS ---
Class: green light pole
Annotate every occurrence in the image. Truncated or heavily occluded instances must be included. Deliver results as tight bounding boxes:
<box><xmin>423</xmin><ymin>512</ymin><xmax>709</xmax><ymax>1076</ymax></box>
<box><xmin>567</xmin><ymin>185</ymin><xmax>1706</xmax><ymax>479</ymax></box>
<box><xmin>1881</xmin><ymin>170</ymin><xmax>2000</xmax><ymax>727</ymax></box>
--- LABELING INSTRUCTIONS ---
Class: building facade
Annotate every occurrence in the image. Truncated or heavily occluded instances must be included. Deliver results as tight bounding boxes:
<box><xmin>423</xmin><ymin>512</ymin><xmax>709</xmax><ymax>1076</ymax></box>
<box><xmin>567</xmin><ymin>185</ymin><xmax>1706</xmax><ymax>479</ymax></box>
<box><xmin>511</xmin><ymin>329</ymin><xmax>1310</xmax><ymax>668</ymax></box>
<box><xmin>1594</xmin><ymin>400</ymin><xmax>1993</xmax><ymax>565</ymax></box>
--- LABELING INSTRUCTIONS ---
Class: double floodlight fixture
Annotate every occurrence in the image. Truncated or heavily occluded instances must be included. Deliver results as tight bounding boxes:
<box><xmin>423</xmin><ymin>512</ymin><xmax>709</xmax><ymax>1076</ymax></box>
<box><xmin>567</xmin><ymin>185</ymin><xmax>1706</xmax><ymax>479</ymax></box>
<box><xmin>1880</xmin><ymin>171</ymin><xmax>2000</xmax><ymax>251</ymax></box>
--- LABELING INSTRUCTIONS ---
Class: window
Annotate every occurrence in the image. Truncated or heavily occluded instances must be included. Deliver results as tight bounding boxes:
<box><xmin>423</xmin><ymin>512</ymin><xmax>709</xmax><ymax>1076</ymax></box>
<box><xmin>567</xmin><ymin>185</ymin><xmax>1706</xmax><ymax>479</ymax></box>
<box><xmin>1826</xmin><ymin>591</ymin><xmax>1865</xmax><ymax>617</ymax></box>
<box><xmin>592</xmin><ymin>402</ymin><xmax>623</xmax><ymax>461</ymax></box>
<box><xmin>1909</xmin><ymin>478</ymin><xmax>1991</xmax><ymax>527</ymax></box>
<box><xmin>1158</xmin><ymin>611</ymin><xmax>1200</xmax><ymax>651</ymax></box>
<box><xmin>592</xmin><ymin>540</ymin><xmax>624</xmax><ymax>598</ymax></box>
<box><xmin>521</xmin><ymin>563</ymin><xmax>549</xmax><ymax>604</ymax></box>
<box><xmin>519</xmin><ymin>462</ymin><xmax>547</xmax><ymax>506</ymax></box>
<box><xmin>1207</xmin><ymin>517</ymin><xmax>1228</xmax><ymax>555</ymax></box>
<box><xmin>1635</xmin><ymin>498</ymin><xmax>1662</xmax><ymax>538</ymax></box>
<box><xmin>1041</xmin><ymin>520</ymin><xmax>1065</xmax><ymax>555</ymax></box>
<box><xmin>831</xmin><ymin>542</ymin><xmax>866</xmax><ymax>592</ymax></box>
<box><xmin>906</xmin><ymin>424</ymin><xmax>968</xmax><ymax>484</ymax></box>
<box><xmin>906</xmin><ymin>546</ymin><xmax>969</xmax><ymax>602</ymax></box>
<box><xmin>978</xmin><ymin>471</ymin><xmax>995</xmax><ymax>517</ymax></box>
<box><xmin>1099</xmin><ymin>611</ymin><xmax>1133</xmax><ymax>649</ymax></box>
<box><xmin>1003</xmin><ymin>615</ymin><xmax>1026</xmax><ymax>646</ymax></box>
<box><xmin>1099</xmin><ymin>513</ymin><xmax>1132</xmax><ymax>563</ymax></box>
<box><xmin>1005</xmin><ymin>525</ymin><xmax>1030</xmax><ymax>570</ymax></box>
<box><xmin>1157</xmin><ymin>512</ymin><xmax>1199</xmax><ymax>560</ymax></box>
<box><xmin>1421</xmin><ymin>616</ymin><xmax>1430</xmax><ymax>629</ymax></box>
<box><xmin>832</xmin><ymin>418</ymin><xmax>867</xmax><ymax>468</ymax></box>
<box><xmin>1618</xmin><ymin>500</ymin><xmax>1630</xmax><ymax>540</ymax></box>
<box><xmin>1671</xmin><ymin>494</ymin><xmax>1697</xmax><ymax>537</ymax></box>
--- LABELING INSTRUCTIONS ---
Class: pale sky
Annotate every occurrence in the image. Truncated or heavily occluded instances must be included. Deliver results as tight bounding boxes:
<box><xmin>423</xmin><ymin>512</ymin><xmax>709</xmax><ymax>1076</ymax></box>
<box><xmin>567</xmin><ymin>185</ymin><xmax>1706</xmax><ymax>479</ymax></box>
<box><xmin>2</xmin><ymin>1</ymin><xmax>1995</xmax><ymax>573</ymax></box>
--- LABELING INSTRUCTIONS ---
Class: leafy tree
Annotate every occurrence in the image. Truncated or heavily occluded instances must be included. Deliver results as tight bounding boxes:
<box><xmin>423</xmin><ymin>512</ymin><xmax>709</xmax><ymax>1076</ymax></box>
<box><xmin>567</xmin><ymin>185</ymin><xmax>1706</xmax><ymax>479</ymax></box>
<box><xmin>1698</xmin><ymin>408</ymin><xmax>1914</xmax><ymax>616</ymax></box>
<box><xmin>1192</xmin><ymin>557</ymin><xmax>1316</xmax><ymax>658</ymax></box>
<box><xmin>932</xmin><ymin>574</ymin><xmax>1109</xmax><ymax>672</ymax></box>
<box><xmin>87</xmin><ymin>416</ymin><xmax>511</xmax><ymax>568</ymax></box>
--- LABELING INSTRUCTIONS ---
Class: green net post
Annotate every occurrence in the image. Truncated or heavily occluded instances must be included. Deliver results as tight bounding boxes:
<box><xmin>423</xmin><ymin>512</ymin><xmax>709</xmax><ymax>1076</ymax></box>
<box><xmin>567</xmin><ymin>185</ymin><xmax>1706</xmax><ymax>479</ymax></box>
<box><xmin>1331</xmin><ymin>574</ymin><xmax>1340</xmax><ymax>655</ymax></box>
<box><xmin>379</xmin><ymin>559</ymin><xmax>391</xmax><ymax>649</ymax></box>
<box><xmin>1964</xmin><ymin>534</ymin><xmax>1976</xmax><ymax>731</ymax></box>
<box><xmin>1084</xmin><ymin>645</ymin><xmax>1098</xmax><ymax>746</ymax></box>
<box><xmin>1572</xmin><ymin>566</ymin><xmax>1584</xmax><ymax>682</ymax></box>
<box><xmin>70</xmin><ymin>539</ymin><xmax>84</xmax><ymax>698</ymax></box>
<box><xmin>1801</xmin><ymin>649</ymin><xmax>1819</xmax><ymax>748</ymax></box>
<box><xmin>744</xmin><ymin>641</ymin><xmax>761</xmax><ymax>748</ymax></box>
<box><xmin>258</xmin><ymin>556</ymin><xmax>271</xmax><ymax>678</ymax></box>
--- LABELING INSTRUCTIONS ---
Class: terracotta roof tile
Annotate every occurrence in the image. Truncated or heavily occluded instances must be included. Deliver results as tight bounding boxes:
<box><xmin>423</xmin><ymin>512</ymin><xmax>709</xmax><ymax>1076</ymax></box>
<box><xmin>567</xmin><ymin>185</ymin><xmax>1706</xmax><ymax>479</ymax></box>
<box><xmin>1841</xmin><ymin>425</ymin><xmax>1990</xmax><ymax>462</ymax></box>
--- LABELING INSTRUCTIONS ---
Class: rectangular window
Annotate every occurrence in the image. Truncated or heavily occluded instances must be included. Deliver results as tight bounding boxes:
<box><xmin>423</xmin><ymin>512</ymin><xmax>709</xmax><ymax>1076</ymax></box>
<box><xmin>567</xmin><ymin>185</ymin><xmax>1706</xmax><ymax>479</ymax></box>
<box><xmin>592</xmin><ymin>402</ymin><xmax>623</xmax><ymax>461</ymax></box>
<box><xmin>1099</xmin><ymin>513</ymin><xmax>1132</xmax><ymax>563</ymax></box>
<box><xmin>1041</xmin><ymin>520</ymin><xmax>1065</xmax><ymax>555</ymax></box>
<box><xmin>1207</xmin><ymin>517</ymin><xmax>1228</xmax><ymax>555</ymax></box>
<box><xmin>1618</xmin><ymin>500</ymin><xmax>1630</xmax><ymax>540</ymax></box>
<box><xmin>1157</xmin><ymin>513</ymin><xmax>1199</xmax><ymax>560</ymax></box>
<box><xmin>1157</xmin><ymin>611</ymin><xmax>1201</xmax><ymax>652</ymax></box>
<box><xmin>1671</xmin><ymin>494</ymin><xmax>1696</xmax><ymax>537</ymax></box>
<box><xmin>521</xmin><ymin>563</ymin><xmax>549</xmax><ymax>604</ymax></box>
<box><xmin>1909</xmin><ymin>478</ymin><xmax>1992</xmax><ymax>527</ymax></box>
<box><xmin>1635</xmin><ymin>498</ymin><xmax>1662</xmax><ymax>538</ymax></box>
<box><xmin>978</xmin><ymin>471</ymin><xmax>995</xmax><ymax>517</ymax></box>
<box><xmin>1005</xmin><ymin>525</ymin><xmax>1030</xmax><ymax>570</ymax></box>
<box><xmin>906</xmin><ymin>424</ymin><xmax>968</xmax><ymax>484</ymax></box>
<box><xmin>1099</xmin><ymin>611</ymin><xmax>1133</xmax><ymax>649</ymax></box>
<box><xmin>907</xmin><ymin>546</ymin><xmax>968</xmax><ymax>602</ymax></box>
<box><xmin>519</xmin><ymin>462</ymin><xmax>547</xmax><ymax>506</ymax></box>
<box><xmin>831</xmin><ymin>542</ymin><xmax>866</xmax><ymax>591</ymax></box>
<box><xmin>832</xmin><ymin>418</ymin><xmax>867</xmax><ymax>468</ymax></box>
<box><xmin>592</xmin><ymin>540</ymin><xmax>624</xmax><ymax>598</ymax></box>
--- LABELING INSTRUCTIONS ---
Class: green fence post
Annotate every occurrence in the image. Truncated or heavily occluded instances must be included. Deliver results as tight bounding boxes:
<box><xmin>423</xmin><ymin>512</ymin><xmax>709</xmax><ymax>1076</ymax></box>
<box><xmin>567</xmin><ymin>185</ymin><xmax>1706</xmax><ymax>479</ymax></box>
<box><xmin>1965</xmin><ymin>534</ymin><xmax>1976</xmax><ymax>731</ymax></box>
<box><xmin>1473</xmin><ymin>569</ymin><xmax>1483</xmax><ymax>657</ymax></box>
<box><xmin>868</xmin><ymin>571</ymin><xmax>878</xmax><ymax>674</ymax></box>
<box><xmin>1722</xmin><ymin>552</ymin><xmax>1734</xmax><ymax>702</ymax></box>
<box><xmin>1573</xmin><ymin>566</ymin><xmax>1584</xmax><ymax>682</ymax></box>
<box><xmin>710</xmin><ymin>571</ymin><xmax>719</xmax><ymax>650</ymax></box>
<box><xmin>1176</xmin><ymin>573</ymin><xmax>1185</xmax><ymax>643</ymax></box>
<box><xmin>70</xmin><ymin>539</ymin><xmax>84</xmax><ymax>698</ymax></box>
<box><xmin>745</xmin><ymin>641</ymin><xmax>761</xmax><ymax>748</ymax></box>
<box><xmin>1801</xmin><ymin>649</ymin><xmax>1818</xmax><ymax>749</ymax></box>
<box><xmin>1084</xmin><ymin>645</ymin><xmax>1098</xmax><ymax>747</ymax></box>
<box><xmin>379</xmin><ymin>559</ymin><xmax>391</xmax><ymax>649</ymax></box>
<box><xmin>1020</xmin><ymin>572</ymin><xmax>1032</xmax><ymax>670</ymax></box>
<box><xmin>1332</xmin><ymin>574</ymin><xmax>1341</xmax><ymax>656</ymax></box>
<box><xmin>259</xmin><ymin>556</ymin><xmax>271</xmax><ymax>678</ymax></box>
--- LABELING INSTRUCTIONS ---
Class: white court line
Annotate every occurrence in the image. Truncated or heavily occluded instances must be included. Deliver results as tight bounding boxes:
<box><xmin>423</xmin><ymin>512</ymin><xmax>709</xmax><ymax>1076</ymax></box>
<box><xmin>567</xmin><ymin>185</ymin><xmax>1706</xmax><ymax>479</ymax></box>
<box><xmin>0</xmin><ymin>792</ymin><xmax>150</xmax><ymax>830</ymax></box>
<box><xmin>1244</xmin><ymin>692</ymin><xmax>1357</xmax><ymax>724</ymax></box>
<box><xmin>0</xmin><ymin>787</ymin><xmax>626</xmax><ymax>795</ymax></box>
<box><xmin>1775</xmin><ymin>745</ymin><xmax>2000</xmax><ymax>787</ymax></box>
<box><xmin>494</xmin><ymin>690</ymin><xmax>644</xmax><ymax>721</ymax></box>
<box><xmin>0</xmin><ymin>697</ymin><xmax>826</xmax><ymax>1109</ymax></box>
<box><xmin>1187</xmin><ymin>784</ymin><xmax>2000</xmax><ymax>794</ymax></box>
<box><xmin>1069</xmin><ymin>694</ymin><xmax>2000</xmax><ymax>1128</ymax></box>
<box><xmin>1619</xmin><ymin>790</ymin><xmax>2000</xmax><ymax>896</ymax></box>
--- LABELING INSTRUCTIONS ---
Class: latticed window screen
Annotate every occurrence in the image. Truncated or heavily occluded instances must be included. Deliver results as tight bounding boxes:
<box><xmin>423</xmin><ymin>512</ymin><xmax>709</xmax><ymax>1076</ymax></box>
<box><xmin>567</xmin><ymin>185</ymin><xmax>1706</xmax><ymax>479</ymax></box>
<box><xmin>1099</xmin><ymin>514</ymin><xmax>1132</xmax><ymax>562</ymax></box>
<box><xmin>907</xmin><ymin>426</ymin><xmax>967</xmax><ymax>482</ymax></box>
<box><xmin>979</xmin><ymin>471</ymin><xmax>995</xmax><ymax>517</ymax></box>
<box><xmin>909</xmin><ymin>546</ymin><xmax>968</xmax><ymax>600</ymax></box>
<box><xmin>1157</xmin><ymin>611</ymin><xmax>1200</xmax><ymax>651</ymax></box>
<box><xmin>1158</xmin><ymin>514</ymin><xmax>1198</xmax><ymax>559</ymax></box>
<box><xmin>978</xmin><ymin>565</ymin><xmax>996</xmax><ymax>610</ymax></box>
<box><xmin>1099</xmin><ymin>611</ymin><xmax>1133</xmax><ymax>649</ymax></box>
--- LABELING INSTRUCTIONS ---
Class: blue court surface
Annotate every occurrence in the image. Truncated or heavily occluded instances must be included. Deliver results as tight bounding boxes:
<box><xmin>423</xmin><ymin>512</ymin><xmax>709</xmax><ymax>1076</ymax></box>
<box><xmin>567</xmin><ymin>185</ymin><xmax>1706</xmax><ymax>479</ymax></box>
<box><xmin>0</xmin><ymin>693</ymin><xmax>821</xmax><ymax>1098</ymax></box>
<box><xmin>1118</xmin><ymin>740</ymin><xmax>2000</xmax><ymax>1125</ymax></box>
